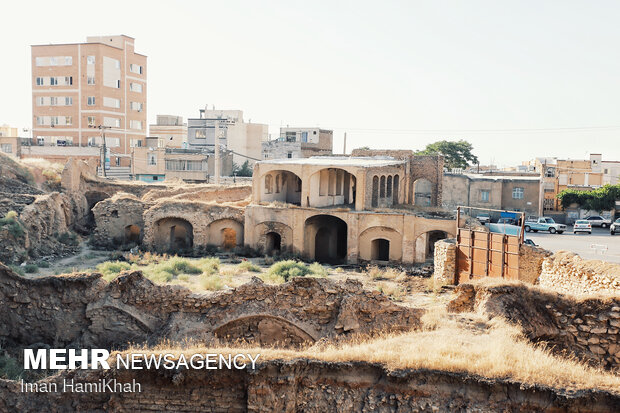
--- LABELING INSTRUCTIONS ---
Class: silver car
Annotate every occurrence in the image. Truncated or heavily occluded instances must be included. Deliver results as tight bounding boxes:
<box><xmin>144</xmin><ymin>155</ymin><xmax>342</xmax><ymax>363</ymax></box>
<box><xmin>585</xmin><ymin>216</ymin><xmax>612</xmax><ymax>228</ymax></box>
<box><xmin>611</xmin><ymin>218</ymin><xmax>620</xmax><ymax>235</ymax></box>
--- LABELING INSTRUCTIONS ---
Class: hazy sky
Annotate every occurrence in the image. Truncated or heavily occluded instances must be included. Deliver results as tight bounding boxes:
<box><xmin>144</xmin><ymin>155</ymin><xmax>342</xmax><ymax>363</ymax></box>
<box><xmin>2</xmin><ymin>0</ymin><xmax>620</xmax><ymax>167</ymax></box>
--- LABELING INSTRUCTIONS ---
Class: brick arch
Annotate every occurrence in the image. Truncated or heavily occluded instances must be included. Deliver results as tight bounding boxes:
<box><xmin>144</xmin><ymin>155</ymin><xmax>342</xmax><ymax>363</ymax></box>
<box><xmin>206</xmin><ymin>218</ymin><xmax>244</xmax><ymax>249</ymax></box>
<box><xmin>359</xmin><ymin>226</ymin><xmax>403</xmax><ymax>261</ymax></box>
<box><xmin>213</xmin><ymin>314</ymin><xmax>317</xmax><ymax>348</ymax></box>
<box><xmin>254</xmin><ymin>221</ymin><xmax>293</xmax><ymax>254</ymax></box>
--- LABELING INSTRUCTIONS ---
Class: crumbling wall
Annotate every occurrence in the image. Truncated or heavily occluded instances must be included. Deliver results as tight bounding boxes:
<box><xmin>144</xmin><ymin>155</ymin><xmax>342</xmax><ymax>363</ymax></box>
<box><xmin>539</xmin><ymin>251</ymin><xmax>620</xmax><ymax>295</ymax></box>
<box><xmin>432</xmin><ymin>238</ymin><xmax>456</xmax><ymax>284</ymax></box>
<box><xmin>1</xmin><ymin>360</ymin><xmax>618</xmax><ymax>412</ymax></box>
<box><xmin>92</xmin><ymin>194</ymin><xmax>150</xmax><ymax>247</ymax></box>
<box><xmin>0</xmin><ymin>264</ymin><xmax>422</xmax><ymax>350</ymax></box>
<box><xmin>448</xmin><ymin>283</ymin><xmax>620</xmax><ymax>370</ymax></box>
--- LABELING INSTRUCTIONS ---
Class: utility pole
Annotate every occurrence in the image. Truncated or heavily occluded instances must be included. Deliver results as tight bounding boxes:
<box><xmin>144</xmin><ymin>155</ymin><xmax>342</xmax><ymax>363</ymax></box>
<box><xmin>89</xmin><ymin>124</ymin><xmax>111</xmax><ymax>178</ymax></box>
<box><xmin>214</xmin><ymin>119</ymin><xmax>220</xmax><ymax>184</ymax></box>
<box><xmin>343</xmin><ymin>132</ymin><xmax>347</xmax><ymax>155</ymax></box>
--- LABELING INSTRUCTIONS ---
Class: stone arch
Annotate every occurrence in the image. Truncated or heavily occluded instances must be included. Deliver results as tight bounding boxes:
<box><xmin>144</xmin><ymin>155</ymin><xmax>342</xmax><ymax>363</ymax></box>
<box><xmin>124</xmin><ymin>224</ymin><xmax>141</xmax><ymax>244</ymax></box>
<box><xmin>413</xmin><ymin>178</ymin><xmax>433</xmax><ymax>206</ymax></box>
<box><xmin>308</xmin><ymin>168</ymin><xmax>356</xmax><ymax>207</ymax></box>
<box><xmin>393</xmin><ymin>174</ymin><xmax>400</xmax><ymax>204</ymax></box>
<box><xmin>371</xmin><ymin>238</ymin><xmax>390</xmax><ymax>261</ymax></box>
<box><xmin>304</xmin><ymin>214</ymin><xmax>348</xmax><ymax>263</ymax></box>
<box><xmin>207</xmin><ymin>218</ymin><xmax>244</xmax><ymax>249</ymax></box>
<box><xmin>265</xmin><ymin>232</ymin><xmax>281</xmax><ymax>254</ymax></box>
<box><xmin>260</xmin><ymin>170</ymin><xmax>302</xmax><ymax>205</ymax></box>
<box><xmin>359</xmin><ymin>226</ymin><xmax>403</xmax><ymax>261</ymax></box>
<box><xmin>255</xmin><ymin>221</ymin><xmax>293</xmax><ymax>253</ymax></box>
<box><xmin>372</xmin><ymin>176</ymin><xmax>379</xmax><ymax>207</ymax></box>
<box><xmin>213</xmin><ymin>315</ymin><xmax>316</xmax><ymax>348</ymax></box>
<box><xmin>154</xmin><ymin>217</ymin><xmax>194</xmax><ymax>253</ymax></box>
<box><xmin>414</xmin><ymin>230</ymin><xmax>449</xmax><ymax>262</ymax></box>
<box><xmin>380</xmin><ymin>175</ymin><xmax>386</xmax><ymax>198</ymax></box>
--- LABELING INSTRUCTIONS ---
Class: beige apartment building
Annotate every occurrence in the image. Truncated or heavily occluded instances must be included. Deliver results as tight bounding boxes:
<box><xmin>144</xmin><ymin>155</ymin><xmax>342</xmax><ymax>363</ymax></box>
<box><xmin>30</xmin><ymin>35</ymin><xmax>146</xmax><ymax>167</ymax></box>
<box><xmin>0</xmin><ymin>124</ymin><xmax>20</xmax><ymax>158</ymax></box>
<box><xmin>262</xmin><ymin>127</ymin><xmax>333</xmax><ymax>160</ymax></box>
<box><xmin>147</xmin><ymin>115</ymin><xmax>187</xmax><ymax>149</ymax></box>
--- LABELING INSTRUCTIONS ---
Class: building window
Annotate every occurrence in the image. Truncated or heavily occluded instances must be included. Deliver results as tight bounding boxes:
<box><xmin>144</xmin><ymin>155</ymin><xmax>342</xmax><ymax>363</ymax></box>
<box><xmin>115</xmin><ymin>157</ymin><xmax>120</xmax><ymax>166</ymax></box>
<box><xmin>87</xmin><ymin>96</ymin><xmax>96</xmax><ymax>106</ymax></box>
<box><xmin>104</xmin><ymin>117</ymin><xmax>121</xmax><ymax>128</ymax></box>
<box><xmin>195</xmin><ymin>129</ymin><xmax>206</xmax><ymax>138</ymax></box>
<box><xmin>480</xmin><ymin>190</ymin><xmax>490</xmax><ymax>202</ymax></box>
<box><xmin>36</xmin><ymin>77</ymin><xmax>44</xmax><ymax>86</ymax></box>
<box><xmin>1</xmin><ymin>144</ymin><xmax>12</xmax><ymax>153</ymax></box>
<box><xmin>130</xmin><ymin>120</ymin><xmax>142</xmax><ymax>130</ymax></box>
<box><xmin>105</xmin><ymin>137</ymin><xmax>120</xmax><ymax>147</ymax></box>
<box><xmin>50</xmin><ymin>77</ymin><xmax>58</xmax><ymax>86</ymax></box>
<box><xmin>87</xmin><ymin>116</ymin><xmax>96</xmax><ymax>126</ymax></box>
<box><xmin>130</xmin><ymin>102</ymin><xmax>143</xmax><ymax>112</ymax></box>
<box><xmin>65</xmin><ymin>116</ymin><xmax>72</xmax><ymax>125</ymax></box>
<box><xmin>64</xmin><ymin>76</ymin><xmax>73</xmax><ymax>85</ymax></box>
<box><xmin>65</xmin><ymin>97</ymin><xmax>73</xmax><ymax>106</ymax></box>
<box><xmin>49</xmin><ymin>57</ymin><xmax>57</xmax><ymax>66</ymax></box>
<box><xmin>65</xmin><ymin>56</ymin><xmax>72</xmax><ymax>65</ymax></box>
<box><xmin>301</xmin><ymin>131</ymin><xmax>308</xmax><ymax>142</ymax></box>
<box><xmin>37</xmin><ymin>97</ymin><xmax>45</xmax><ymax>106</ymax></box>
<box><xmin>104</xmin><ymin>97</ymin><xmax>121</xmax><ymax>108</ymax></box>
<box><xmin>287</xmin><ymin>152</ymin><xmax>292</xmax><ymax>158</ymax></box>
<box><xmin>512</xmin><ymin>187</ymin><xmax>524</xmax><ymax>199</ymax></box>
<box><xmin>148</xmin><ymin>153</ymin><xmax>157</xmax><ymax>166</ymax></box>
<box><xmin>152</xmin><ymin>176</ymin><xmax>158</xmax><ymax>181</ymax></box>
<box><xmin>130</xmin><ymin>64</ymin><xmax>142</xmax><ymax>74</ymax></box>
<box><xmin>87</xmin><ymin>137</ymin><xmax>98</xmax><ymax>146</ymax></box>
<box><xmin>130</xmin><ymin>83</ymin><xmax>143</xmax><ymax>93</ymax></box>
<box><xmin>130</xmin><ymin>139</ymin><xmax>143</xmax><ymax>148</ymax></box>
<box><xmin>87</xmin><ymin>76</ymin><xmax>95</xmax><ymax>85</ymax></box>
<box><xmin>87</xmin><ymin>56</ymin><xmax>95</xmax><ymax>65</ymax></box>
<box><xmin>50</xmin><ymin>96</ymin><xmax>58</xmax><ymax>106</ymax></box>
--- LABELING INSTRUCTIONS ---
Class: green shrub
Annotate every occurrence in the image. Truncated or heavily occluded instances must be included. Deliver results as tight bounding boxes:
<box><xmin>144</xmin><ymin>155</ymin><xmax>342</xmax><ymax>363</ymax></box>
<box><xmin>308</xmin><ymin>262</ymin><xmax>328</xmax><ymax>277</ymax></box>
<box><xmin>0</xmin><ymin>211</ymin><xmax>24</xmax><ymax>239</ymax></box>
<box><xmin>267</xmin><ymin>260</ymin><xmax>312</xmax><ymax>281</ymax></box>
<box><xmin>238</xmin><ymin>260</ymin><xmax>261</xmax><ymax>273</ymax></box>
<box><xmin>200</xmin><ymin>274</ymin><xmax>226</xmax><ymax>291</ymax></box>
<box><xmin>36</xmin><ymin>261</ymin><xmax>50</xmax><ymax>268</ymax></box>
<box><xmin>96</xmin><ymin>261</ymin><xmax>131</xmax><ymax>279</ymax></box>
<box><xmin>196</xmin><ymin>257</ymin><xmax>220</xmax><ymax>275</ymax></box>
<box><xmin>0</xmin><ymin>351</ymin><xmax>23</xmax><ymax>380</ymax></box>
<box><xmin>157</xmin><ymin>256</ymin><xmax>202</xmax><ymax>276</ymax></box>
<box><xmin>259</xmin><ymin>272</ymin><xmax>286</xmax><ymax>284</ymax></box>
<box><xmin>9</xmin><ymin>265</ymin><xmax>25</xmax><ymax>276</ymax></box>
<box><xmin>23</xmin><ymin>264</ymin><xmax>38</xmax><ymax>274</ymax></box>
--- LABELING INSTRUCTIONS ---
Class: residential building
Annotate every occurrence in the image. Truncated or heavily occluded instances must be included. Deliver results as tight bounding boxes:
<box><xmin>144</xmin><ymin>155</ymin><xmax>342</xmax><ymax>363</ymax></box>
<box><xmin>0</xmin><ymin>125</ymin><xmax>20</xmax><ymax>158</ymax></box>
<box><xmin>132</xmin><ymin>137</ymin><xmax>232</xmax><ymax>183</ymax></box>
<box><xmin>602</xmin><ymin>160</ymin><xmax>620</xmax><ymax>185</ymax></box>
<box><xmin>147</xmin><ymin>115</ymin><xmax>187</xmax><ymax>149</ymax></box>
<box><xmin>442</xmin><ymin>172</ymin><xmax>541</xmax><ymax>218</ymax></box>
<box><xmin>187</xmin><ymin>107</ymin><xmax>268</xmax><ymax>166</ymax></box>
<box><xmin>30</xmin><ymin>35</ymin><xmax>146</xmax><ymax>167</ymax></box>
<box><xmin>262</xmin><ymin>127</ymin><xmax>333</xmax><ymax>160</ymax></box>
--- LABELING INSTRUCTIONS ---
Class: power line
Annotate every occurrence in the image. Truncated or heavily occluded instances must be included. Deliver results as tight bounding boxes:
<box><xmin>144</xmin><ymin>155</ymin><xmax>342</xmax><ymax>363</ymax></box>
<box><xmin>322</xmin><ymin>125</ymin><xmax>620</xmax><ymax>135</ymax></box>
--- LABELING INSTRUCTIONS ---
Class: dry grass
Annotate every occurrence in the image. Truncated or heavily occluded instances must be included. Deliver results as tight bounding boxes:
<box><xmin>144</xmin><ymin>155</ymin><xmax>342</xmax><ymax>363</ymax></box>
<box><xmin>120</xmin><ymin>312</ymin><xmax>620</xmax><ymax>394</ymax></box>
<box><xmin>375</xmin><ymin>282</ymin><xmax>406</xmax><ymax>301</ymax></box>
<box><xmin>366</xmin><ymin>265</ymin><xmax>406</xmax><ymax>281</ymax></box>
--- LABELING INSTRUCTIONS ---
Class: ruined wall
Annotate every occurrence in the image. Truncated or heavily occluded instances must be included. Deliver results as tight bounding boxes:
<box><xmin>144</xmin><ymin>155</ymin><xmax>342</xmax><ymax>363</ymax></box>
<box><xmin>92</xmin><ymin>195</ymin><xmax>150</xmax><ymax>247</ymax></box>
<box><xmin>539</xmin><ymin>251</ymin><xmax>620</xmax><ymax>295</ymax></box>
<box><xmin>432</xmin><ymin>238</ymin><xmax>456</xmax><ymax>284</ymax></box>
<box><xmin>448</xmin><ymin>283</ymin><xmax>620</xmax><ymax>370</ymax></box>
<box><xmin>0</xmin><ymin>264</ymin><xmax>422</xmax><ymax>350</ymax></box>
<box><xmin>1</xmin><ymin>360</ymin><xmax>618</xmax><ymax>412</ymax></box>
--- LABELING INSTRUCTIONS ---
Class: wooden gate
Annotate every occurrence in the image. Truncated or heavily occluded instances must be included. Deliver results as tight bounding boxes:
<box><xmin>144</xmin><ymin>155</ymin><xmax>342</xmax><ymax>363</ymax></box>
<box><xmin>456</xmin><ymin>229</ymin><xmax>520</xmax><ymax>284</ymax></box>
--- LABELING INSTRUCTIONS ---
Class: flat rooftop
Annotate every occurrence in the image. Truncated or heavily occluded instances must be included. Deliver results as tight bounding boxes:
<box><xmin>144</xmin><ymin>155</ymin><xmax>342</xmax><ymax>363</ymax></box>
<box><xmin>259</xmin><ymin>156</ymin><xmax>405</xmax><ymax>168</ymax></box>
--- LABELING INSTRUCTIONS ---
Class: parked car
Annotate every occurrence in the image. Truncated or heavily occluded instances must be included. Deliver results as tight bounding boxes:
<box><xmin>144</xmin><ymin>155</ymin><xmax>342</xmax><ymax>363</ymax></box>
<box><xmin>524</xmin><ymin>239</ymin><xmax>538</xmax><ymax>246</ymax></box>
<box><xmin>585</xmin><ymin>215</ymin><xmax>612</xmax><ymax>228</ymax></box>
<box><xmin>573</xmin><ymin>219</ymin><xmax>592</xmax><ymax>234</ymax></box>
<box><xmin>611</xmin><ymin>218</ymin><xmax>620</xmax><ymax>235</ymax></box>
<box><xmin>524</xmin><ymin>217</ymin><xmax>566</xmax><ymax>234</ymax></box>
<box><xmin>476</xmin><ymin>213</ymin><xmax>491</xmax><ymax>224</ymax></box>
<box><xmin>497</xmin><ymin>218</ymin><xmax>517</xmax><ymax>225</ymax></box>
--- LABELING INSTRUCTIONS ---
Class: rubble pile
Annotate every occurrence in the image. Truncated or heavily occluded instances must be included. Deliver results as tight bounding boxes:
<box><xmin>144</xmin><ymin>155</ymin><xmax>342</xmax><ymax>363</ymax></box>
<box><xmin>539</xmin><ymin>251</ymin><xmax>620</xmax><ymax>295</ymax></box>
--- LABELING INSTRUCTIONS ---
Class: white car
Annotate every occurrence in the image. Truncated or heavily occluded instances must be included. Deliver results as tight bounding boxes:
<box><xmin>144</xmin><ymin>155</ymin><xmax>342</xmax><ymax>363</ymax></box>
<box><xmin>585</xmin><ymin>216</ymin><xmax>612</xmax><ymax>228</ymax></box>
<box><xmin>573</xmin><ymin>219</ymin><xmax>592</xmax><ymax>234</ymax></box>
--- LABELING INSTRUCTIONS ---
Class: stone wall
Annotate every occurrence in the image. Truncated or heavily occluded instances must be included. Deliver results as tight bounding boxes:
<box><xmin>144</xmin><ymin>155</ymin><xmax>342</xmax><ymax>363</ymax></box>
<box><xmin>539</xmin><ymin>251</ymin><xmax>620</xmax><ymax>295</ymax></box>
<box><xmin>1</xmin><ymin>359</ymin><xmax>618</xmax><ymax>412</ymax></box>
<box><xmin>432</xmin><ymin>238</ymin><xmax>456</xmax><ymax>284</ymax></box>
<box><xmin>448</xmin><ymin>283</ymin><xmax>620</xmax><ymax>370</ymax></box>
<box><xmin>0</xmin><ymin>264</ymin><xmax>422</xmax><ymax>350</ymax></box>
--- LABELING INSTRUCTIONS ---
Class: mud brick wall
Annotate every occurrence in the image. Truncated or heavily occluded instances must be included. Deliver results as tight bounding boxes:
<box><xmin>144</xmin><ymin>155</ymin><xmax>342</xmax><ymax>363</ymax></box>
<box><xmin>432</xmin><ymin>239</ymin><xmax>456</xmax><ymax>284</ymax></box>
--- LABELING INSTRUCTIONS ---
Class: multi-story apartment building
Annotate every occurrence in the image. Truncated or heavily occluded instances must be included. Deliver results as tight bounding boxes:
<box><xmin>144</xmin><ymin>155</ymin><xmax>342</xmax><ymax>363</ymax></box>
<box><xmin>187</xmin><ymin>107</ymin><xmax>268</xmax><ymax>166</ymax></box>
<box><xmin>147</xmin><ymin>115</ymin><xmax>187</xmax><ymax>149</ymax></box>
<box><xmin>261</xmin><ymin>127</ymin><xmax>333</xmax><ymax>160</ymax></box>
<box><xmin>30</xmin><ymin>35</ymin><xmax>146</xmax><ymax>167</ymax></box>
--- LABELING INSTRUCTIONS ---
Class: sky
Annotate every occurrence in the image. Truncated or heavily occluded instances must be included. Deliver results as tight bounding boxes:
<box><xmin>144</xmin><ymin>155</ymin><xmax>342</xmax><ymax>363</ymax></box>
<box><xmin>1</xmin><ymin>0</ymin><xmax>620</xmax><ymax>167</ymax></box>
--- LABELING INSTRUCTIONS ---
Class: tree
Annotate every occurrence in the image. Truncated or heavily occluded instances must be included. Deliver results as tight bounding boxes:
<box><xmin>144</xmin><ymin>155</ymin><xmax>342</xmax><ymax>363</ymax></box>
<box><xmin>232</xmin><ymin>160</ymin><xmax>253</xmax><ymax>177</ymax></box>
<box><xmin>415</xmin><ymin>140</ymin><xmax>478</xmax><ymax>170</ymax></box>
<box><xmin>557</xmin><ymin>184</ymin><xmax>620</xmax><ymax>212</ymax></box>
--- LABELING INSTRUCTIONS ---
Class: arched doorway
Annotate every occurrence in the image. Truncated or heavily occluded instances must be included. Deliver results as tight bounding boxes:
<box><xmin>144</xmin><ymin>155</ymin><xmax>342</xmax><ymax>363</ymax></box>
<box><xmin>84</xmin><ymin>191</ymin><xmax>110</xmax><ymax>229</ymax></box>
<box><xmin>154</xmin><ymin>217</ymin><xmax>193</xmax><ymax>252</ymax></box>
<box><xmin>124</xmin><ymin>225</ymin><xmax>141</xmax><ymax>244</ymax></box>
<box><xmin>304</xmin><ymin>215</ymin><xmax>347</xmax><ymax>264</ymax></box>
<box><xmin>427</xmin><ymin>231</ymin><xmax>448</xmax><ymax>257</ymax></box>
<box><xmin>415</xmin><ymin>230</ymin><xmax>448</xmax><ymax>262</ymax></box>
<box><xmin>265</xmin><ymin>232</ymin><xmax>281</xmax><ymax>254</ymax></box>
<box><xmin>371</xmin><ymin>238</ymin><xmax>390</xmax><ymax>261</ymax></box>
<box><xmin>413</xmin><ymin>178</ymin><xmax>432</xmax><ymax>206</ymax></box>
<box><xmin>221</xmin><ymin>228</ymin><xmax>237</xmax><ymax>250</ymax></box>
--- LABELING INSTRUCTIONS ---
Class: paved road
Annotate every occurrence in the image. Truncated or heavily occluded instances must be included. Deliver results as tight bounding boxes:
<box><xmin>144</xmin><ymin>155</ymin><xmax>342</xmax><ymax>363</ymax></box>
<box><xmin>526</xmin><ymin>226</ymin><xmax>620</xmax><ymax>263</ymax></box>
